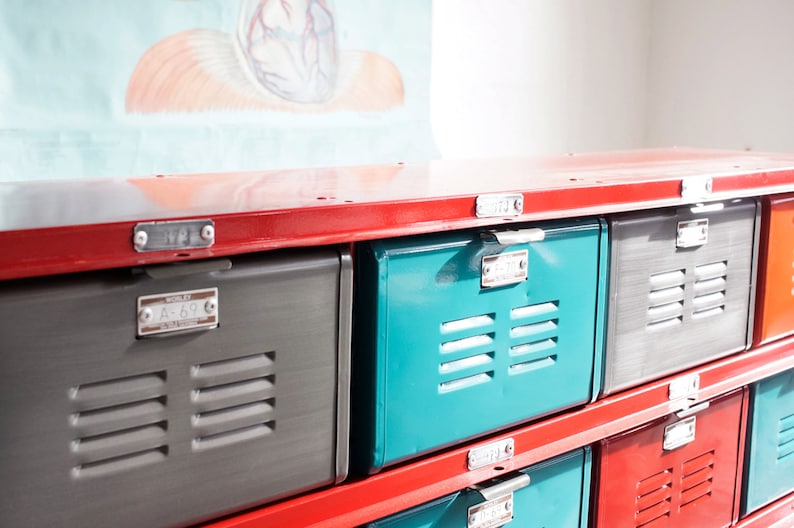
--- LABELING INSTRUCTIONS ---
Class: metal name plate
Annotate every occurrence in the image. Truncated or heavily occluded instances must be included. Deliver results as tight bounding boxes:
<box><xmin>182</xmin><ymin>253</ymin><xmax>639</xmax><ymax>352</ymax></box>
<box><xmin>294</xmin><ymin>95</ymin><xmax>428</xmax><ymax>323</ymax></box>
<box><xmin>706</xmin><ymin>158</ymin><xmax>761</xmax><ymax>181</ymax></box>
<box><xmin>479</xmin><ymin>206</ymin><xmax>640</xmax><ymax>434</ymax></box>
<box><xmin>663</xmin><ymin>416</ymin><xmax>697</xmax><ymax>451</ymax></box>
<box><xmin>475</xmin><ymin>194</ymin><xmax>523</xmax><ymax>218</ymax></box>
<box><xmin>669</xmin><ymin>373</ymin><xmax>700</xmax><ymax>401</ymax></box>
<box><xmin>668</xmin><ymin>373</ymin><xmax>700</xmax><ymax>413</ymax></box>
<box><xmin>676</xmin><ymin>219</ymin><xmax>708</xmax><ymax>248</ymax></box>
<box><xmin>467</xmin><ymin>438</ymin><xmax>515</xmax><ymax>470</ymax></box>
<box><xmin>133</xmin><ymin>219</ymin><xmax>215</xmax><ymax>252</ymax></box>
<box><xmin>482</xmin><ymin>250</ymin><xmax>528</xmax><ymax>288</ymax></box>
<box><xmin>680</xmin><ymin>176</ymin><xmax>713</xmax><ymax>200</ymax></box>
<box><xmin>468</xmin><ymin>493</ymin><xmax>514</xmax><ymax>528</ymax></box>
<box><xmin>137</xmin><ymin>288</ymin><xmax>218</xmax><ymax>337</ymax></box>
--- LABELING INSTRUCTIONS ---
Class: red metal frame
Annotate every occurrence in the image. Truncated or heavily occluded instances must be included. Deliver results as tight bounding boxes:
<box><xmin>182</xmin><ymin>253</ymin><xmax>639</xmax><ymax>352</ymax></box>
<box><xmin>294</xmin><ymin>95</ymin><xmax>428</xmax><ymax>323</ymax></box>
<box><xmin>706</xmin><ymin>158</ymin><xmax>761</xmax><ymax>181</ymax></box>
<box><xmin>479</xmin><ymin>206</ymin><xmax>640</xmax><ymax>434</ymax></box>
<box><xmin>202</xmin><ymin>337</ymin><xmax>794</xmax><ymax>528</ymax></box>
<box><xmin>737</xmin><ymin>494</ymin><xmax>794</xmax><ymax>528</ymax></box>
<box><xmin>4</xmin><ymin>148</ymin><xmax>794</xmax><ymax>281</ymax></box>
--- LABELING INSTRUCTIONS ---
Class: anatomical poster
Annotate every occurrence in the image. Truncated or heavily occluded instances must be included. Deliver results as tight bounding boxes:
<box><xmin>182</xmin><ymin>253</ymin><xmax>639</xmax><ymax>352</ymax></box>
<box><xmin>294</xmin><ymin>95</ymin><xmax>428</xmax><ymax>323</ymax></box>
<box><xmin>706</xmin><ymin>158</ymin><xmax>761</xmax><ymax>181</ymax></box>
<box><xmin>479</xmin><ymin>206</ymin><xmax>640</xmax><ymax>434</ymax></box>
<box><xmin>0</xmin><ymin>0</ymin><xmax>437</xmax><ymax>182</ymax></box>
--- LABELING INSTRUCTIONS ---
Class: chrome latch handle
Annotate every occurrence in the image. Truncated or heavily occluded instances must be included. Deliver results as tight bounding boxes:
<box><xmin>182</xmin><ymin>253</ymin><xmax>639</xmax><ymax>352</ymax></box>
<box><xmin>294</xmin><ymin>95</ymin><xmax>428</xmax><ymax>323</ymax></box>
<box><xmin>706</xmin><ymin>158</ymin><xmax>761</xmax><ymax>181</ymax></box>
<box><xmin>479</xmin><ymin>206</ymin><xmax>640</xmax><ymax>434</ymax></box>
<box><xmin>471</xmin><ymin>473</ymin><xmax>531</xmax><ymax>501</ymax></box>
<box><xmin>482</xmin><ymin>228</ymin><xmax>545</xmax><ymax>245</ymax></box>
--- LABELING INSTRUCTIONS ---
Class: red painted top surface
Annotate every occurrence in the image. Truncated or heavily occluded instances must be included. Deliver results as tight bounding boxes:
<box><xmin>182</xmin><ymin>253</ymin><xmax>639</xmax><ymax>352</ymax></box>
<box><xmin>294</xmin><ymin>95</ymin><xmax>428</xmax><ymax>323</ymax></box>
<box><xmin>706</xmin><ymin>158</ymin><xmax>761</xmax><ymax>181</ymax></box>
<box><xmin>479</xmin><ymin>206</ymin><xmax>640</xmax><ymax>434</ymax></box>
<box><xmin>2</xmin><ymin>147</ymin><xmax>794</xmax><ymax>280</ymax></box>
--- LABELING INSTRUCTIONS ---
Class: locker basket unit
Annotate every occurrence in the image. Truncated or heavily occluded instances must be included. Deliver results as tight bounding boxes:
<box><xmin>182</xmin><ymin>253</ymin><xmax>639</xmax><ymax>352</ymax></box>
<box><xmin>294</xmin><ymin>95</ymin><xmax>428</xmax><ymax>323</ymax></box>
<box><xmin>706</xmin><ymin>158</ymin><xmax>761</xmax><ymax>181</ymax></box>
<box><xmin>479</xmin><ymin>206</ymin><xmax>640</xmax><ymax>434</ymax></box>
<box><xmin>365</xmin><ymin>447</ymin><xmax>592</xmax><ymax>528</ymax></box>
<box><xmin>0</xmin><ymin>248</ymin><xmax>352</xmax><ymax>528</ymax></box>
<box><xmin>603</xmin><ymin>198</ymin><xmax>759</xmax><ymax>395</ymax></box>
<box><xmin>741</xmin><ymin>367</ymin><xmax>794</xmax><ymax>516</ymax></box>
<box><xmin>754</xmin><ymin>194</ymin><xmax>794</xmax><ymax>345</ymax></box>
<box><xmin>594</xmin><ymin>388</ymin><xmax>748</xmax><ymax>528</ymax></box>
<box><xmin>352</xmin><ymin>218</ymin><xmax>607</xmax><ymax>473</ymax></box>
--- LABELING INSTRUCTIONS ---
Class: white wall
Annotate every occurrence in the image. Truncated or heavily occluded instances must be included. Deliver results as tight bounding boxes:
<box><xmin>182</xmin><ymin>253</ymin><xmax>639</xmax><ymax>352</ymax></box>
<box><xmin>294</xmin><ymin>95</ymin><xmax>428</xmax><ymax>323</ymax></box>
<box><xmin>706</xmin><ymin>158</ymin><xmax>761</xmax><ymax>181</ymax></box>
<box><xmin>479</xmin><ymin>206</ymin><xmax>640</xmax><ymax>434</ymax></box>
<box><xmin>431</xmin><ymin>0</ymin><xmax>794</xmax><ymax>159</ymax></box>
<box><xmin>646</xmin><ymin>0</ymin><xmax>794</xmax><ymax>153</ymax></box>
<box><xmin>430</xmin><ymin>0</ymin><xmax>652</xmax><ymax>159</ymax></box>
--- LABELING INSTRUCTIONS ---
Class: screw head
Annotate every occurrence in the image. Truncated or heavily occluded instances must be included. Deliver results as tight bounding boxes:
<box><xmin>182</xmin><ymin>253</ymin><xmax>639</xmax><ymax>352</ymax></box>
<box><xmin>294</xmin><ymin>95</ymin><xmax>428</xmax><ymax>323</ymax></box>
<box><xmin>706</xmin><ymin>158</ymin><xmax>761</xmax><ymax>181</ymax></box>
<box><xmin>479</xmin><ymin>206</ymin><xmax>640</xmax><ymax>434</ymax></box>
<box><xmin>204</xmin><ymin>298</ymin><xmax>218</xmax><ymax>314</ymax></box>
<box><xmin>200</xmin><ymin>224</ymin><xmax>215</xmax><ymax>242</ymax></box>
<box><xmin>133</xmin><ymin>230</ymin><xmax>148</xmax><ymax>250</ymax></box>
<box><xmin>138</xmin><ymin>307</ymin><xmax>153</xmax><ymax>323</ymax></box>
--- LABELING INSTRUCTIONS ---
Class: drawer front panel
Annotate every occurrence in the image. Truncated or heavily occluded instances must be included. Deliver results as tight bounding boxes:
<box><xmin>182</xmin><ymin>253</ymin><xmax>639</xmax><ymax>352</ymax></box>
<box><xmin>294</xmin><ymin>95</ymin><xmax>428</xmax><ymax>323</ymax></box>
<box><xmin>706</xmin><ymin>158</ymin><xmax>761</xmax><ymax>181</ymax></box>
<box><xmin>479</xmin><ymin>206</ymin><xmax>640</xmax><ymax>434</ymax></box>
<box><xmin>742</xmin><ymin>368</ymin><xmax>794</xmax><ymax>515</ymax></box>
<box><xmin>604</xmin><ymin>199</ymin><xmax>758</xmax><ymax>394</ymax></box>
<box><xmin>0</xmin><ymin>248</ymin><xmax>352</xmax><ymax>528</ymax></box>
<box><xmin>354</xmin><ymin>219</ymin><xmax>606</xmax><ymax>472</ymax></box>
<box><xmin>366</xmin><ymin>447</ymin><xmax>591</xmax><ymax>528</ymax></box>
<box><xmin>596</xmin><ymin>389</ymin><xmax>746</xmax><ymax>528</ymax></box>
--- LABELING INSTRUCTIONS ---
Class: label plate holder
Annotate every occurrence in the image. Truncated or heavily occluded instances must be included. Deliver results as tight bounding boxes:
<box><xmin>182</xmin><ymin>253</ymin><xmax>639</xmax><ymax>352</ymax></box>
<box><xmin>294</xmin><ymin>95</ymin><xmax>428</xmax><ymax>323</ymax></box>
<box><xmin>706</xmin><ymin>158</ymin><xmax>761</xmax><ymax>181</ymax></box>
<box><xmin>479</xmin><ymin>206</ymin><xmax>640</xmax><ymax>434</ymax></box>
<box><xmin>467</xmin><ymin>493</ymin><xmax>514</xmax><ymax>528</ymax></box>
<box><xmin>137</xmin><ymin>287</ymin><xmax>218</xmax><ymax>337</ymax></box>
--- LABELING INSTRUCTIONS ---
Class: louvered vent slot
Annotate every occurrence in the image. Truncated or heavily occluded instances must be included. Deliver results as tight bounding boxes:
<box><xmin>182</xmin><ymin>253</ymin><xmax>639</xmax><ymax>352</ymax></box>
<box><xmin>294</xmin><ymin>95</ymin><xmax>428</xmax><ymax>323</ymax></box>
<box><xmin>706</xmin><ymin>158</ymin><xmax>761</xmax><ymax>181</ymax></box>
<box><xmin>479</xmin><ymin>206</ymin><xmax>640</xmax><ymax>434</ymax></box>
<box><xmin>679</xmin><ymin>450</ymin><xmax>715</xmax><ymax>512</ymax></box>
<box><xmin>191</xmin><ymin>353</ymin><xmax>276</xmax><ymax>451</ymax></box>
<box><xmin>692</xmin><ymin>261</ymin><xmax>727</xmax><ymax>319</ymax></box>
<box><xmin>778</xmin><ymin>413</ymin><xmax>794</xmax><ymax>463</ymax></box>
<box><xmin>647</xmin><ymin>269</ymin><xmax>685</xmax><ymax>330</ymax></box>
<box><xmin>439</xmin><ymin>353</ymin><xmax>494</xmax><ymax>374</ymax></box>
<box><xmin>439</xmin><ymin>314</ymin><xmax>495</xmax><ymax>394</ymax></box>
<box><xmin>509</xmin><ymin>301</ymin><xmax>559</xmax><ymax>375</ymax></box>
<box><xmin>69</xmin><ymin>372</ymin><xmax>168</xmax><ymax>478</ymax></box>
<box><xmin>634</xmin><ymin>468</ymin><xmax>673</xmax><ymax>528</ymax></box>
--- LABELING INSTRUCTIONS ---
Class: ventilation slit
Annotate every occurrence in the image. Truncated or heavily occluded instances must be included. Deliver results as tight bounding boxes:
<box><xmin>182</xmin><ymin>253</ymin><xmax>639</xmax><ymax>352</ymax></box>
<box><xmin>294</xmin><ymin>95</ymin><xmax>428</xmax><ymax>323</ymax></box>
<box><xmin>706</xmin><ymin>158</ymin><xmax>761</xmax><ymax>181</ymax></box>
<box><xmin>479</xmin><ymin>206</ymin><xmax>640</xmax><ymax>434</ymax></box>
<box><xmin>439</xmin><ymin>353</ymin><xmax>493</xmax><ymax>374</ymax></box>
<box><xmin>191</xmin><ymin>354</ymin><xmax>276</xmax><ymax>450</ymax></box>
<box><xmin>440</xmin><ymin>333</ymin><xmax>494</xmax><ymax>354</ymax></box>
<box><xmin>438</xmin><ymin>314</ymin><xmax>496</xmax><ymax>394</ymax></box>
<box><xmin>72</xmin><ymin>447</ymin><xmax>168</xmax><ymax>479</ymax></box>
<box><xmin>647</xmin><ymin>269</ymin><xmax>685</xmax><ymax>329</ymax></box>
<box><xmin>509</xmin><ymin>355</ymin><xmax>557</xmax><ymax>375</ymax></box>
<box><xmin>69</xmin><ymin>371</ymin><xmax>168</xmax><ymax>477</ymax></box>
<box><xmin>778</xmin><ymin>413</ymin><xmax>794</xmax><ymax>462</ymax></box>
<box><xmin>679</xmin><ymin>450</ymin><xmax>715</xmax><ymax>511</ymax></box>
<box><xmin>508</xmin><ymin>301</ymin><xmax>559</xmax><ymax>375</ymax></box>
<box><xmin>692</xmin><ymin>261</ymin><xmax>727</xmax><ymax>319</ymax></box>
<box><xmin>438</xmin><ymin>373</ymin><xmax>492</xmax><ymax>393</ymax></box>
<box><xmin>191</xmin><ymin>352</ymin><xmax>275</xmax><ymax>386</ymax></box>
<box><xmin>440</xmin><ymin>314</ymin><xmax>495</xmax><ymax>333</ymax></box>
<box><xmin>635</xmin><ymin>468</ymin><xmax>673</xmax><ymax>528</ymax></box>
<box><xmin>510</xmin><ymin>302</ymin><xmax>558</xmax><ymax>319</ymax></box>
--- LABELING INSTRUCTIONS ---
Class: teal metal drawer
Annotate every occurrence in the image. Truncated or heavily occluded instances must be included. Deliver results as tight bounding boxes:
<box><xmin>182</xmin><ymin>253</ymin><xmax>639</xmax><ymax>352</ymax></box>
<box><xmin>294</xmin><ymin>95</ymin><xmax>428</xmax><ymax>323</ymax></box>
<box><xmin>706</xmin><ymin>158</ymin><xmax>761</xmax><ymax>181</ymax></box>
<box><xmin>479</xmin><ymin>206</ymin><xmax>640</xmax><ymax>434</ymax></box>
<box><xmin>364</xmin><ymin>447</ymin><xmax>592</xmax><ymax>528</ymax></box>
<box><xmin>742</xmin><ymin>367</ymin><xmax>794</xmax><ymax>516</ymax></box>
<box><xmin>353</xmin><ymin>218</ymin><xmax>607</xmax><ymax>473</ymax></box>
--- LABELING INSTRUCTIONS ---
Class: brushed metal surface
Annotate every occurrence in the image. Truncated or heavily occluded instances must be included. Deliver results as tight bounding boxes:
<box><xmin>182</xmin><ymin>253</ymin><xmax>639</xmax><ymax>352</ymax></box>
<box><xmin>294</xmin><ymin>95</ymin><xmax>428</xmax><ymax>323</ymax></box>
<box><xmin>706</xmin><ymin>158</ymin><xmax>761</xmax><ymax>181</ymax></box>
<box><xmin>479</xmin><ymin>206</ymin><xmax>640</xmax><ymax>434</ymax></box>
<box><xmin>0</xmin><ymin>247</ymin><xmax>351</xmax><ymax>528</ymax></box>
<box><xmin>604</xmin><ymin>199</ymin><xmax>759</xmax><ymax>394</ymax></box>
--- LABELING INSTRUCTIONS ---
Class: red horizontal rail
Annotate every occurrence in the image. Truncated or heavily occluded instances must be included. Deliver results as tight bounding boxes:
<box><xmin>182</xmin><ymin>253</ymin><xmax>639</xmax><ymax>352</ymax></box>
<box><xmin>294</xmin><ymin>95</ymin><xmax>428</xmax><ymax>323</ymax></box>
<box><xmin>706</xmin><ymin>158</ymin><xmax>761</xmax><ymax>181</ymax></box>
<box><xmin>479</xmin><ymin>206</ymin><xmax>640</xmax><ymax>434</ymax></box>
<box><xmin>4</xmin><ymin>150</ymin><xmax>794</xmax><ymax>281</ymax></box>
<box><xmin>202</xmin><ymin>336</ymin><xmax>794</xmax><ymax>528</ymax></box>
<box><xmin>737</xmin><ymin>494</ymin><xmax>794</xmax><ymax>528</ymax></box>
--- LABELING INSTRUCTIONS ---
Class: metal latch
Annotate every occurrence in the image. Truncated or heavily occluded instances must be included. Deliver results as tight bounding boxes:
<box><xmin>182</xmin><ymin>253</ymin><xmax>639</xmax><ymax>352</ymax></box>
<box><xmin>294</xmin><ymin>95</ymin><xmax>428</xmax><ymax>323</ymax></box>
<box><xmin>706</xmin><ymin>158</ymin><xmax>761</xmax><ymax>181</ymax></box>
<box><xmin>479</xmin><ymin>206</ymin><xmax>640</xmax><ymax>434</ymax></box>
<box><xmin>478</xmin><ymin>228</ymin><xmax>543</xmax><ymax>289</ymax></box>
<box><xmin>471</xmin><ymin>473</ymin><xmax>531</xmax><ymax>501</ymax></box>
<box><xmin>676</xmin><ymin>401</ymin><xmax>710</xmax><ymax>419</ymax></box>
<box><xmin>481</xmin><ymin>251</ymin><xmax>528</xmax><ymax>289</ymax></box>
<box><xmin>482</xmin><ymin>228</ymin><xmax>546</xmax><ymax>245</ymax></box>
